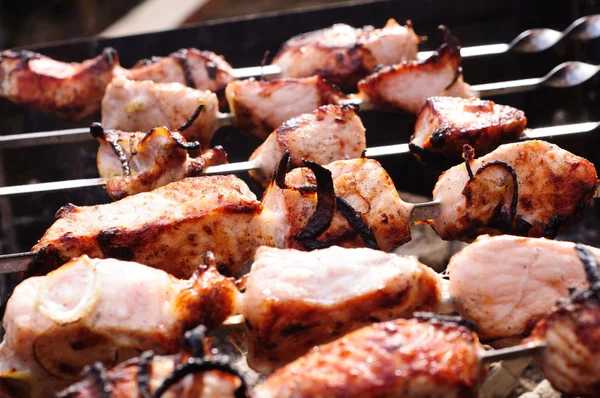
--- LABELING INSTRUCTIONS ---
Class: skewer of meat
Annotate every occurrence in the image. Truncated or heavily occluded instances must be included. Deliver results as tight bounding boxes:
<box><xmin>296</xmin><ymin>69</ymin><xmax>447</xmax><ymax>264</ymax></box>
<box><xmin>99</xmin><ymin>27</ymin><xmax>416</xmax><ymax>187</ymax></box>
<box><xmin>0</xmin><ymin>138</ymin><xmax>595</xmax><ymax>275</ymax></box>
<box><xmin>0</xmin><ymin>95</ymin><xmax>590</xmax><ymax>199</ymax></box>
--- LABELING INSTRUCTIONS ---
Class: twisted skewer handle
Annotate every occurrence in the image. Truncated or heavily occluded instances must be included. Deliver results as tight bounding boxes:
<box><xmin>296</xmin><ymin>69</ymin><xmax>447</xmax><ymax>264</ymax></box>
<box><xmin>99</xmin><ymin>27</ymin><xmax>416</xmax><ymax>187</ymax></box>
<box><xmin>419</xmin><ymin>15</ymin><xmax>600</xmax><ymax>60</ymax></box>
<box><xmin>472</xmin><ymin>61</ymin><xmax>600</xmax><ymax>96</ymax></box>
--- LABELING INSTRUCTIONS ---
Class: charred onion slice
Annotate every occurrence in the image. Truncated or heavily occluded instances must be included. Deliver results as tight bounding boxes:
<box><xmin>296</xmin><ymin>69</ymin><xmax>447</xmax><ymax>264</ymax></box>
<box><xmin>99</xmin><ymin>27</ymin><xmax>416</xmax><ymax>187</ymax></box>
<box><xmin>574</xmin><ymin>244</ymin><xmax>600</xmax><ymax>302</ymax></box>
<box><xmin>152</xmin><ymin>357</ymin><xmax>249</xmax><ymax>398</ymax></box>
<box><xmin>335</xmin><ymin>196</ymin><xmax>379</xmax><ymax>249</ymax></box>
<box><xmin>294</xmin><ymin>160</ymin><xmax>335</xmax><ymax>242</ymax></box>
<box><xmin>462</xmin><ymin>160</ymin><xmax>518</xmax><ymax>229</ymax></box>
<box><xmin>274</xmin><ymin>151</ymin><xmax>291</xmax><ymax>189</ymax></box>
<box><xmin>177</xmin><ymin>103</ymin><xmax>205</xmax><ymax>133</ymax></box>
<box><xmin>90</xmin><ymin>123</ymin><xmax>131</xmax><ymax>176</ymax></box>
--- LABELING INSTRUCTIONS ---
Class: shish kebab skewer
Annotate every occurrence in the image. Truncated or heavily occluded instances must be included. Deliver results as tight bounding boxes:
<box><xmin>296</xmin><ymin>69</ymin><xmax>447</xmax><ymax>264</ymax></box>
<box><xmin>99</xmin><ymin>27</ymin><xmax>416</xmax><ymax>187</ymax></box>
<box><xmin>3</xmin><ymin>15</ymin><xmax>597</xmax><ymax>120</ymax></box>
<box><xmin>0</xmin><ymin>96</ymin><xmax>592</xmax><ymax>199</ymax></box>
<box><xmin>0</xmin><ymin>138</ymin><xmax>596</xmax><ymax>276</ymax></box>
<box><xmin>54</xmin><ymin>246</ymin><xmax>600</xmax><ymax>398</ymax></box>
<box><xmin>0</xmin><ymin>235</ymin><xmax>594</xmax><ymax>396</ymax></box>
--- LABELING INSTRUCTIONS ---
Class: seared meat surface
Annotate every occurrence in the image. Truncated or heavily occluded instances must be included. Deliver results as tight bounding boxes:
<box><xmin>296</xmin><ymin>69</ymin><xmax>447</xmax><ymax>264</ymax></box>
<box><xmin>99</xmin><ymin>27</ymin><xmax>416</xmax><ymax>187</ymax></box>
<box><xmin>121</xmin><ymin>48</ymin><xmax>234</xmax><ymax>100</ymax></box>
<box><xmin>448</xmin><ymin>235</ymin><xmax>591</xmax><ymax>339</ymax></box>
<box><xmin>272</xmin><ymin>19</ymin><xmax>419</xmax><ymax>88</ymax></box>
<box><xmin>357</xmin><ymin>35</ymin><xmax>474</xmax><ymax>114</ymax></box>
<box><xmin>411</xmin><ymin>97</ymin><xmax>527</xmax><ymax>159</ymax></box>
<box><xmin>0</xmin><ymin>48</ymin><xmax>118</xmax><ymax>119</ymax></box>
<box><xmin>255</xmin><ymin>158</ymin><xmax>414</xmax><ymax>252</ymax></box>
<box><xmin>525</xmin><ymin>244</ymin><xmax>600</xmax><ymax>398</ymax></box>
<box><xmin>249</xmin><ymin>104</ymin><xmax>366</xmax><ymax>187</ymax></box>
<box><xmin>95</xmin><ymin>127</ymin><xmax>227</xmax><ymax>199</ymax></box>
<box><xmin>244</xmin><ymin>246</ymin><xmax>441</xmax><ymax>374</ymax></box>
<box><xmin>226</xmin><ymin>76</ymin><xmax>343</xmax><ymax>138</ymax></box>
<box><xmin>32</xmin><ymin>176</ymin><xmax>262</xmax><ymax>278</ymax></box>
<box><xmin>430</xmin><ymin>140</ymin><xmax>598</xmax><ymax>240</ymax></box>
<box><xmin>57</xmin><ymin>354</ymin><xmax>241</xmax><ymax>398</ymax></box>
<box><xmin>0</xmin><ymin>256</ymin><xmax>239</xmax><ymax>397</ymax></box>
<box><xmin>101</xmin><ymin>77</ymin><xmax>220</xmax><ymax>144</ymax></box>
<box><xmin>255</xmin><ymin>317</ymin><xmax>485</xmax><ymax>398</ymax></box>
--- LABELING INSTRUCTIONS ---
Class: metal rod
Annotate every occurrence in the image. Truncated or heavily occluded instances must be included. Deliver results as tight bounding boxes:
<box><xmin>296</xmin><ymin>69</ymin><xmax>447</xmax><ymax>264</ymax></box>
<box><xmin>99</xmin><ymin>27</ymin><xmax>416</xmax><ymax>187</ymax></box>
<box><xmin>480</xmin><ymin>342</ymin><xmax>547</xmax><ymax>363</ymax></box>
<box><xmin>0</xmin><ymin>251</ymin><xmax>36</xmax><ymax>274</ymax></box>
<box><xmin>0</xmin><ymin>120</ymin><xmax>597</xmax><ymax>198</ymax></box>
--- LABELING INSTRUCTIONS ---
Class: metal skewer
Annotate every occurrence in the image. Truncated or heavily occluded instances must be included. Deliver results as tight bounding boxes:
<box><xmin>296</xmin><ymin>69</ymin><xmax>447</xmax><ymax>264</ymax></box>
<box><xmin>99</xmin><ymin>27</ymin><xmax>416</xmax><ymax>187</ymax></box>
<box><xmin>0</xmin><ymin>120</ymin><xmax>596</xmax><ymax>198</ymax></box>
<box><xmin>1</xmin><ymin>60</ymin><xmax>598</xmax><ymax>150</ymax></box>
<box><xmin>480</xmin><ymin>342</ymin><xmax>547</xmax><ymax>363</ymax></box>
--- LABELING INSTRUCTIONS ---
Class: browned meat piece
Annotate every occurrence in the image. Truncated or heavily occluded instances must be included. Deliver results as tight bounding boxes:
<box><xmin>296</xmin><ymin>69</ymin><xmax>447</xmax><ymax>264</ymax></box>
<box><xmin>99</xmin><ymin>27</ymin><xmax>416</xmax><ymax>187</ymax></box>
<box><xmin>94</xmin><ymin>125</ymin><xmax>227</xmax><ymax>199</ymax></box>
<box><xmin>254</xmin><ymin>158</ymin><xmax>414</xmax><ymax>252</ymax></box>
<box><xmin>254</xmin><ymin>317</ymin><xmax>486</xmax><ymax>398</ymax></box>
<box><xmin>430</xmin><ymin>140</ymin><xmax>598</xmax><ymax>241</ymax></box>
<box><xmin>448</xmin><ymin>235</ymin><xmax>591</xmax><ymax>339</ymax></box>
<box><xmin>357</xmin><ymin>32</ymin><xmax>475</xmax><ymax>114</ymax></box>
<box><xmin>32</xmin><ymin>176</ymin><xmax>262</xmax><ymax>278</ymax></box>
<box><xmin>410</xmin><ymin>97</ymin><xmax>527</xmax><ymax>159</ymax></box>
<box><xmin>0</xmin><ymin>256</ymin><xmax>239</xmax><ymax>397</ymax></box>
<box><xmin>526</xmin><ymin>244</ymin><xmax>600</xmax><ymax>398</ymax></box>
<box><xmin>122</xmin><ymin>48</ymin><xmax>234</xmax><ymax>99</ymax></box>
<box><xmin>244</xmin><ymin>246</ymin><xmax>442</xmax><ymax>374</ymax></box>
<box><xmin>0</xmin><ymin>48</ymin><xmax>118</xmax><ymax>119</ymax></box>
<box><xmin>226</xmin><ymin>76</ymin><xmax>344</xmax><ymax>138</ymax></box>
<box><xmin>272</xmin><ymin>19</ymin><xmax>419</xmax><ymax>88</ymax></box>
<box><xmin>101</xmin><ymin>77</ymin><xmax>221</xmax><ymax>144</ymax></box>
<box><xmin>249</xmin><ymin>104</ymin><xmax>366</xmax><ymax>187</ymax></box>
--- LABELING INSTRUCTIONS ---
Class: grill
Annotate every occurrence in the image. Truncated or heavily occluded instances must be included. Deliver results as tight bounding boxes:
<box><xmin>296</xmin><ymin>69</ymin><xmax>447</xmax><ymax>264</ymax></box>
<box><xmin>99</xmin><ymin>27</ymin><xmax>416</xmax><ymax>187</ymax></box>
<box><xmin>0</xmin><ymin>0</ymin><xmax>599</xmax><ymax>395</ymax></box>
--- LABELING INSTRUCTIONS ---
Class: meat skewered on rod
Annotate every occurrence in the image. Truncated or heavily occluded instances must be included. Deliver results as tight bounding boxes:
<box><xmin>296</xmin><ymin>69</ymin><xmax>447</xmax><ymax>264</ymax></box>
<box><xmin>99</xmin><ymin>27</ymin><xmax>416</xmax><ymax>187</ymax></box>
<box><xmin>0</xmin><ymin>57</ymin><xmax>598</xmax><ymax>150</ymax></box>
<box><xmin>2</xmin><ymin>236</ymin><xmax>595</xmax><ymax>396</ymax></box>
<box><xmin>0</xmin><ymin>139</ymin><xmax>595</xmax><ymax>275</ymax></box>
<box><xmin>58</xmin><ymin>258</ymin><xmax>600</xmax><ymax>398</ymax></box>
<box><xmin>0</xmin><ymin>97</ymin><xmax>594</xmax><ymax>198</ymax></box>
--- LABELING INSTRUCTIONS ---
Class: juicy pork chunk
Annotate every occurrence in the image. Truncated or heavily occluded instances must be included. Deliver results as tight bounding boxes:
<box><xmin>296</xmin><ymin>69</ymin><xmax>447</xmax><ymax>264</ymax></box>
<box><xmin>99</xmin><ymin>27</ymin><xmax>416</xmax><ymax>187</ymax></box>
<box><xmin>430</xmin><ymin>140</ymin><xmax>598</xmax><ymax>240</ymax></box>
<box><xmin>0</xmin><ymin>48</ymin><xmax>118</xmax><ymax>119</ymax></box>
<box><xmin>32</xmin><ymin>176</ymin><xmax>262</xmax><ymax>278</ymax></box>
<box><xmin>526</xmin><ymin>244</ymin><xmax>600</xmax><ymax>398</ymax></box>
<box><xmin>94</xmin><ymin>126</ymin><xmax>227</xmax><ymax>199</ymax></box>
<box><xmin>357</xmin><ymin>33</ymin><xmax>475</xmax><ymax>114</ymax></box>
<box><xmin>255</xmin><ymin>158</ymin><xmax>414</xmax><ymax>252</ymax></box>
<box><xmin>254</xmin><ymin>317</ymin><xmax>485</xmax><ymax>398</ymax></box>
<box><xmin>56</xmin><ymin>354</ymin><xmax>242</xmax><ymax>398</ymax></box>
<box><xmin>0</xmin><ymin>256</ymin><xmax>239</xmax><ymax>397</ymax></box>
<box><xmin>272</xmin><ymin>19</ymin><xmax>419</xmax><ymax>88</ymax></box>
<box><xmin>249</xmin><ymin>104</ymin><xmax>366</xmax><ymax>187</ymax></box>
<box><xmin>243</xmin><ymin>246</ymin><xmax>441</xmax><ymax>374</ymax></box>
<box><xmin>448</xmin><ymin>235</ymin><xmax>591</xmax><ymax>339</ymax></box>
<box><xmin>101</xmin><ymin>77</ymin><xmax>220</xmax><ymax>144</ymax></box>
<box><xmin>225</xmin><ymin>76</ymin><xmax>344</xmax><ymax>138</ymax></box>
<box><xmin>410</xmin><ymin>97</ymin><xmax>527</xmax><ymax>159</ymax></box>
<box><xmin>120</xmin><ymin>48</ymin><xmax>234</xmax><ymax>98</ymax></box>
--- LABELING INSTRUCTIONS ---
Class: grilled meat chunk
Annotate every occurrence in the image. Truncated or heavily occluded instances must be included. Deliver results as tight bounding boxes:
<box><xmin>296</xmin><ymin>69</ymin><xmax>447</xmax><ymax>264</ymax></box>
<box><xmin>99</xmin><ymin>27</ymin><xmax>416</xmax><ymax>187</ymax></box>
<box><xmin>410</xmin><ymin>97</ymin><xmax>527</xmax><ymax>159</ymax></box>
<box><xmin>357</xmin><ymin>36</ymin><xmax>474</xmax><ymax>114</ymax></box>
<box><xmin>272</xmin><ymin>19</ymin><xmax>419</xmax><ymax>88</ymax></box>
<box><xmin>32</xmin><ymin>176</ymin><xmax>262</xmax><ymax>278</ymax></box>
<box><xmin>121</xmin><ymin>48</ymin><xmax>234</xmax><ymax>100</ymax></box>
<box><xmin>430</xmin><ymin>140</ymin><xmax>598</xmax><ymax>240</ymax></box>
<box><xmin>95</xmin><ymin>126</ymin><xmax>227</xmax><ymax>200</ymax></box>
<box><xmin>0</xmin><ymin>48</ymin><xmax>118</xmax><ymax>119</ymax></box>
<box><xmin>0</xmin><ymin>256</ymin><xmax>239</xmax><ymax>397</ymax></box>
<box><xmin>226</xmin><ymin>76</ymin><xmax>344</xmax><ymax>139</ymax></box>
<box><xmin>526</xmin><ymin>244</ymin><xmax>600</xmax><ymax>398</ymax></box>
<box><xmin>255</xmin><ymin>317</ymin><xmax>485</xmax><ymax>398</ymax></box>
<box><xmin>244</xmin><ymin>246</ymin><xmax>441</xmax><ymax>374</ymax></box>
<box><xmin>255</xmin><ymin>158</ymin><xmax>413</xmax><ymax>251</ymax></box>
<box><xmin>448</xmin><ymin>235</ymin><xmax>591</xmax><ymax>340</ymax></box>
<box><xmin>101</xmin><ymin>77</ymin><xmax>220</xmax><ymax>144</ymax></box>
<box><xmin>249</xmin><ymin>104</ymin><xmax>366</xmax><ymax>187</ymax></box>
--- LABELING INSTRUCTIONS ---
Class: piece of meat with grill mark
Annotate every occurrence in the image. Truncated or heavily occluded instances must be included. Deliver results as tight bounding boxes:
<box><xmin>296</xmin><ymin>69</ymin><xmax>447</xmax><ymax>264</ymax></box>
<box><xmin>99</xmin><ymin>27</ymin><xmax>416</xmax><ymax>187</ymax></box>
<box><xmin>226</xmin><ymin>76</ymin><xmax>344</xmax><ymax>139</ymax></box>
<box><xmin>0</xmin><ymin>48</ymin><xmax>118</xmax><ymax>119</ymax></box>
<box><xmin>272</xmin><ymin>19</ymin><xmax>419</xmax><ymax>88</ymax></box>
<box><xmin>249</xmin><ymin>104</ymin><xmax>366</xmax><ymax>187</ymax></box>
